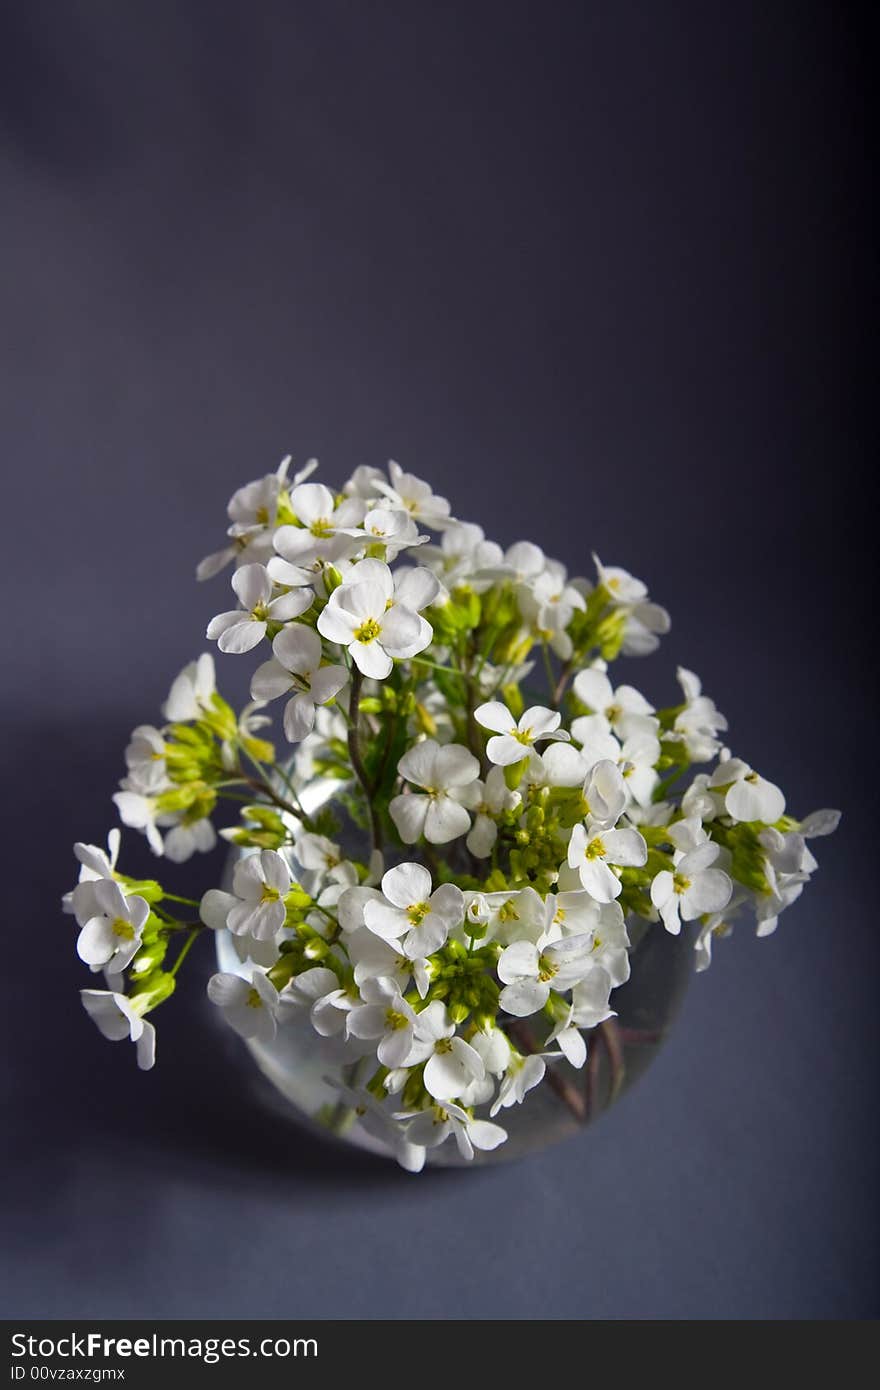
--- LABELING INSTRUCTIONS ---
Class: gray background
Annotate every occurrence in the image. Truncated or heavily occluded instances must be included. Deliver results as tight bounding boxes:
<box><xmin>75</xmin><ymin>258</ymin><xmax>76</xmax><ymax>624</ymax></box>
<box><xmin>1</xmin><ymin>1</ymin><xmax>875</xmax><ymax>1318</ymax></box>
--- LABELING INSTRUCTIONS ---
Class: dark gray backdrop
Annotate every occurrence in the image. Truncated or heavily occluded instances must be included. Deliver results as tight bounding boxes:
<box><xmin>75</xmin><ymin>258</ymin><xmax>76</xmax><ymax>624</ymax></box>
<box><xmin>2</xmin><ymin>1</ymin><xmax>875</xmax><ymax>1319</ymax></box>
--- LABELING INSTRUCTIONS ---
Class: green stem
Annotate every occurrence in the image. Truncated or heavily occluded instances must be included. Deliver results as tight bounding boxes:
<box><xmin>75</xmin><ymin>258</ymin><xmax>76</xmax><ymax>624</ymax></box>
<box><xmin>653</xmin><ymin>762</ymin><xmax>690</xmax><ymax>803</ymax></box>
<box><xmin>347</xmin><ymin>665</ymin><xmax>383</xmax><ymax>858</ymax></box>
<box><xmin>169</xmin><ymin>926</ymin><xmax>202</xmax><ymax>977</ymax></box>
<box><xmin>541</xmin><ymin>642</ymin><xmax>557</xmax><ymax>701</ymax></box>
<box><xmin>552</xmin><ymin>656</ymin><xmax>575</xmax><ymax>709</ymax></box>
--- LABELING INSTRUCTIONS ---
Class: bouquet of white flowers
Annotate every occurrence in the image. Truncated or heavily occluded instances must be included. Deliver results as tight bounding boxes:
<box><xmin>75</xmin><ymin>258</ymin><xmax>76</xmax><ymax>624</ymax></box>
<box><xmin>65</xmin><ymin>456</ymin><xmax>839</xmax><ymax>1171</ymax></box>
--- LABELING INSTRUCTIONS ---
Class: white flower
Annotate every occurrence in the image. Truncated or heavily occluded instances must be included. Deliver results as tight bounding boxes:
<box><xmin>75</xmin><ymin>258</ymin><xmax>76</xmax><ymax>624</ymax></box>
<box><xmin>162</xmin><ymin>653</ymin><xmax>217</xmax><ymax>722</ymax></box>
<box><xmin>667</xmin><ymin>815</ymin><xmax>711</xmax><ymax>853</ymax></box>
<box><xmin>124</xmin><ymin>725</ymin><xmax>168</xmax><ymax>792</ymax></box>
<box><xmin>570</xmin><ymin>718</ymin><xmax>660</xmax><ymax>808</ymax></box>
<box><xmin>754</xmin><ymin>873</ymin><xmax>807</xmax><ymax>938</ymax></box>
<box><xmin>572</xmin><ymin>667</ymin><xmax>656</xmax><ymax>738</ymax></box>
<box><xmin>74</xmin><ymin>880</ymin><xmax>149</xmax><ymax>973</ymax></box>
<box><xmin>518</xmin><ymin>559</ymin><xmax>586</xmax><ymax>659</ymax></box>
<box><xmin>207</xmin><ymin>970</ymin><xmax>279</xmax><ymax>1044</ymax></box>
<box><xmin>474</xmin><ymin>701</ymin><xmax>569</xmax><ymax>768</ymax></box>
<box><xmin>224</xmin><ymin>850</ymin><xmax>292</xmax><ymax>940</ymax></box>
<box><xmin>81</xmin><ymin>990</ymin><xmax>156</xmax><ymax>1069</ymax></box>
<box><xmin>680</xmin><ymin>772</ymin><xmax>718</xmax><ymax>822</ymax></box>
<box><xmin>346</xmin><ymin>929</ymin><xmax>417</xmax><ymax>995</ymax></box>
<box><xmin>421</xmin><ymin>522</ymin><xmax>503</xmax><ymax>594</ymax></box>
<box><xmin>569</xmin><ymin>968</ymin><xmax>616</xmax><ymax>1028</ymax></box>
<box><xmin>346</xmin><ymin>976</ymin><xmax>419</xmax><ymax>1069</ymax></box>
<box><xmin>343</xmin><ymin>464</ymin><xmax>386</xmax><ymax>499</ymax></box>
<box><xmin>580</xmin><ymin>759</ymin><xmax>629</xmax><ymax>826</ymax></box>
<box><xmin>497</xmin><ymin>933</ymin><xmax>599</xmax><ymax>1017</ymax></box>
<box><xmin>620</xmin><ymin>602</ymin><xmax>671</xmax><ymax>656</ymax></box>
<box><xmin>310</xmin><ymin>860</ymin><xmax>358</xmax><ymax>926</ymax></box>
<box><xmin>227</xmin><ymin>459</ymin><xmax>294</xmax><ymax>528</ymax></box>
<box><xmin>709</xmin><ymin>756</ymin><xmax>785</xmax><ymax>824</ymax></box>
<box><xmin>751</xmin><ymin>827</ymin><xmax>826</xmax><ymax>938</ymax></box>
<box><xmin>694</xmin><ymin>910</ymin><xmax>737</xmax><ymax>972</ymax></box>
<box><xmin>293</xmin><ymin>831</ymin><xmax>344</xmax><ymax>875</ymax></box>
<box><xmin>469</xmin><ymin>1024</ymin><xmax>512</xmax><ymax>1077</ymax></box>
<box><xmin>494</xmin><ymin>541</ymin><xmax>546</xmax><ymax>584</ymax></box>
<box><xmin>544</xmin><ymin>1005</ymin><xmax>588</xmax><ymax>1068</ymax></box>
<box><xmin>63</xmin><ymin>829</ymin><xmax>121</xmax><ymax>914</ymax></box>
<box><xmin>281</xmin><ymin>965</ymin><xmax>354</xmax><ymax>1036</ymax></box>
<box><xmin>251</xmin><ymin>625</ymin><xmax>347</xmax><ymax>742</ymax></box>
<box><xmin>593</xmin><ymin>554</ymin><xmax>648</xmax><ymax>605</ymax></box>
<box><xmin>550</xmin><ymin>887</ymin><xmax>631</xmax><ymax>987</ymax></box>
<box><xmin>466</xmin><ymin>765</ymin><xmax>520</xmax><ymax>858</ymax></box>
<box><xmin>591</xmin><ymin>556</ymin><xmax>671</xmax><ymax>655</ymax></box>
<box><xmin>112</xmin><ymin>788</ymin><xmax>164</xmax><ymax>856</ymax></box>
<box><xmin>390</xmin><ymin>739</ymin><xmax>480</xmax><ymax>845</ymax></box>
<box><xmin>387</xmin><ymin>564</ymin><xmax>441</xmax><ymax>651</ymax></box>
<box><xmin>373</xmin><ymin>460</ymin><xmax>453</xmax><ymax>528</ymax></box>
<box><xmin>328</xmin><ymin>1082</ymin><xmax>426</xmax><ymax>1173</ymax></box>
<box><xmin>650</xmin><ymin>841</ymin><xmax>732</xmax><ymax>935</ymax></box>
<box><xmin>271</xmin><ymin>482</ymin><xmax>367</xmax><ymax>569</ymax></box>
<box><xmin>672</xmin><ymin>668</ymin><xmax>728</xmax><ymax>762</ymax></box>
<box><xmin>359</xmin><ymin>507</ymin><xmax>429</xmax><ymax>560</ymax></box>
<box><xmin>480</xmin><ymin>886</ymin><xmax>549</xmax><ymax>945</ymax></box>
<box><xmin>490</xmin><ymin>1052</ymin><xmax>547</xmax><ymax>1115</ymax></box>
<box><xmin>363</xmin><ymin>863</ymin><xmax>464</xmax><ymax>957</ymax></box>
<box><xmin>196</xmin><ymin>456</ymin><xmax>309</xmax><ymax>580</ymax></box>
<box><xmin>544</xmin><ymin>888</ymin><xmax>602</xmax><ymax>939</ymax></box>
<box><xmin>206</xmin><ymin>564</ymin><xmax>313</xmax><ymax>655</ymax></box>
<box><xmin>335</xmin><ymin>883</ymin><xmax>384</xmax><ymax>934</ymax></box>
<box><xmin>567</xmin><ymin>821</ymin><xmax>647</xmax><ymax>901</ymax></box>
<box><xmin>403</xmin><ymin>1101</ymin><xmax>507</xmax><ymax>1161</ymax></box>
<box><xmin>404</xmin><ymin>1001</ymin><xmax>485</xmax><ymax>1100</ymax></box>
<box><xmin>163</xmin><ymin>818</ymin><xmax>217</xmax><ymax>864</ymax></box>
<box><xmin>316</xmin><ymin>561</ymin><xmax>428</xmax><ymax>678</ymax></box>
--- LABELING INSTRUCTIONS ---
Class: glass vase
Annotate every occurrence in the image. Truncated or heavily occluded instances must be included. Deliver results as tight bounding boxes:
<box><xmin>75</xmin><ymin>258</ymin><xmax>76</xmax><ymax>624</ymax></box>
<box><xmin>214</xmin><ymin>776</ymin><xmax>694</xmax><ymax>1168</ymax></box>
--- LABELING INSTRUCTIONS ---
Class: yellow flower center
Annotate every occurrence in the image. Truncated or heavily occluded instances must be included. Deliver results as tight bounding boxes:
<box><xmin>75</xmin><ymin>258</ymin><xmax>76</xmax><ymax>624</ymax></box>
<box><xmin>385</xmin><ymin>1009</ymin><xmax>409</xmax><ymax>1032</ymax></box>
<box><xmin>245</xmin><ymin>988</ymin><xmax>263</xmax><ymax>1009</ymax></box>
<box><xmin>255</xmin><ymin>506</ymin><xmax>270</xmax><ymax>525</ymax></box>
<box><xmin>498</xmin><ymin>899</ymin><xmax>519</xmax><ymax>923</ymax></box>
<box><xmin>309</xmin><ymin>518</ymin><xmax>333</xmax><ymax>538</ymax></box>
<box><xmin>260</xmin><ymin>884</ymin><xmax>281</xmax><ymax>904</ymax></box>
<box><xmin>537</xmin><ymin>953</ymin><xmax>558</xmax><ymax>983</ymax></box>
<box><xmin>672</xmin><ymin>873</ymin><xmax>691</xmax><ymax>896</ymax></box>
<box><xmin>112</xmin><ymin>917</ymin><xmax>135</xmax><ymax>941</ymax></box>
<box><xmin>585</xmin><ymin>836</ymin><xmax>606</xmax><ymax>861</ymax></box>
<box><xmin>407</xmin><ymin>901</ymin><xmax>430</xmax><ymax>926</ymax></box>
<box><xmin>252</xmin><ymin>601</ymin><xmax>271</xmax><ymax>622</ymax></box>
<box><xmin>354</xmin><ymin>617</ymin><xmax>381</xmax><ymax>643</ymax></box>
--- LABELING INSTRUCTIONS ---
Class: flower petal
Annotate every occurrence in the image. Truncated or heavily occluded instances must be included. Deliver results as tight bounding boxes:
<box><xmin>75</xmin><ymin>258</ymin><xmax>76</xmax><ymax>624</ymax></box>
<box><xmin>474</xmin><ymin>701</ymin><xmax>516</xmax><ymax>734</ymax></box>
<box><xmin>382</xmin><ymin>862</ymin><xmax>432</xmax><ymax>908</ymax></box>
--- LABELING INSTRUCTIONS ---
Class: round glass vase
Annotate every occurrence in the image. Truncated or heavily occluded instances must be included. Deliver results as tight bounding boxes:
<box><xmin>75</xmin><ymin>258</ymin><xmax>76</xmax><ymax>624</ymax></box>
<box><xmin>215</xmin><ymin>776</ymin><xmax>694</xmax><ymax>1169</ymax></box>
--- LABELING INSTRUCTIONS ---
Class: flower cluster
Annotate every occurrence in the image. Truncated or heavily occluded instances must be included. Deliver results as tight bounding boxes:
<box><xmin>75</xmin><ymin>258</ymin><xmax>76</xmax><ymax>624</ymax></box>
<box><xmin>65</xmin><ymin>456</ymin><xmax>840</xmax><ymax>1169</ymax></box>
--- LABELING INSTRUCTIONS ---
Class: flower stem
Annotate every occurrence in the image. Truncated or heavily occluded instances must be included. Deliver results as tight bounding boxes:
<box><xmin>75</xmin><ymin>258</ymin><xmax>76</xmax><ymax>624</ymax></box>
<box><xmin>169</xmin><ymin>925</ymin><xmax>203</xmax><ymax>977</ymax></box>
<box><xmin>347</xmin><ymin>665</ymin><xmax>384</xmax><ymax>858</ymax></box>
<box><xmin>552</xmin><ymin>657</ymin><xmax>575</xmax><ymax>709</ymax></box>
